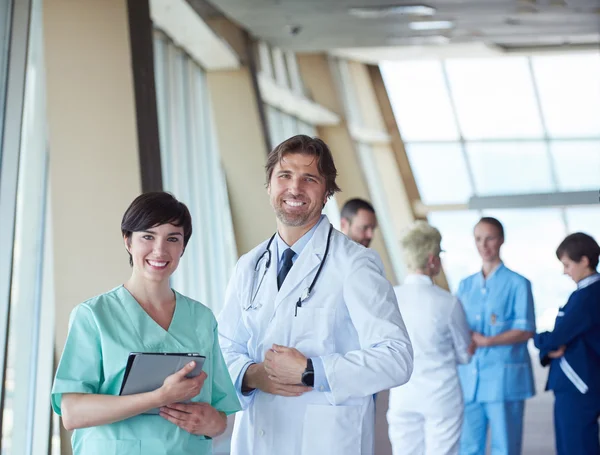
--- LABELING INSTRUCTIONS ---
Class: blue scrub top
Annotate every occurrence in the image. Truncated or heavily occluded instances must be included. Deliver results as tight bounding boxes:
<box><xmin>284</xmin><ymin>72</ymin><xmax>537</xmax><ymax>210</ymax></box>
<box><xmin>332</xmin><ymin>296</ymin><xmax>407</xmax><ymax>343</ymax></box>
<box><xmin>457</xmin><ymin>264</ymin><xmax>536</xmax><ymax>403</ymax></box>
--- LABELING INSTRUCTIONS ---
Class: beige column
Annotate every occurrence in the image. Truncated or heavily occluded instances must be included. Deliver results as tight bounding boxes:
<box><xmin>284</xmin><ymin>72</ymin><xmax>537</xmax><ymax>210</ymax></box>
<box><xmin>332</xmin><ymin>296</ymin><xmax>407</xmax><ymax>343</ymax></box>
<box><xmin>296</xmin><ymin>54</ymin><xmax>397</xmax><ymax>284</ymax></box>
<box><xmin>207</xmin><ymin>67</ymin><xmax>276</xmax><ymax>255</ymax></box>
<box><xmin>203</xmin><ymin>19</ymin><xmax>275</xmax><ymax>254</ymax></box>
<box><xmin>43</xmin><ymin>1</ymin><xmax>142</xmax><ymax>453</ymax></box>
<box><xmin>367</xmin><ymin>65</ymin><xmax>422</xmax><ymax>215</ymax></box>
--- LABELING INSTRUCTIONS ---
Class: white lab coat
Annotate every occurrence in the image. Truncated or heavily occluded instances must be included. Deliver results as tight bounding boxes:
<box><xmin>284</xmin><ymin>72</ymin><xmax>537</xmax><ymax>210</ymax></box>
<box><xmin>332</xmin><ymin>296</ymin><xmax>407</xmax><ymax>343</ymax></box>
<box><xmin>387</xmin><ymin>274</ymin><xmax>471</xmax><ymax>455</ymax></box>
<box><xmin>218</xmin><ymin>216</ymin><xmax>413</xmax><ymax>455</ymax></box>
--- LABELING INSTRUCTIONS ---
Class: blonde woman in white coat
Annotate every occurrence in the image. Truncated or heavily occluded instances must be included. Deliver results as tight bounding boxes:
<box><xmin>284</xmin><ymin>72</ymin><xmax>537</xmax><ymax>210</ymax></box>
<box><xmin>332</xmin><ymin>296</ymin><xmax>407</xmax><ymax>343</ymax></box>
<box><xmin>387</xmin><ymin>221</ymin><xmax>472</xmax><ymax>455</ymax></box>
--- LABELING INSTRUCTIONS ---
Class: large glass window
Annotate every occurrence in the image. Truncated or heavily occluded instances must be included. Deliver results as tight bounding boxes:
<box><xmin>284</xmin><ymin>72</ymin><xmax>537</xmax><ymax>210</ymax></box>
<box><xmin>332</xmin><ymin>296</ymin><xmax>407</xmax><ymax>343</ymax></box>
<box><xmin>380</xmin><ymin>60</ymin><xmax>459</xmax><ymax>141</ymax></box>
<box><xmin>381</xmin><ymin>51</ymin><xmax>600</xmax><ymax>203</ymax></box>
<box><xmin>466</xmin><ymin>141</ymin><xmax>555</xmax><ymax>195</ymax></box>
<box><xmin>565</xmin><ymin>207</ymin><xmax>600</xmax><ymax>242</ymax></box>
<box><xmin>550</xmin><ymin>140</ymin><xmax>600</xmax><ymax>191</ymax></box>
<box><xmin>531</xmin><ymin>53</ymin><xmax>600</xmax><ymax>138</ymax></box>
<box><xmin>0</xmin><ymin>0</ymin><xmax>12</xmax><ymax>144</ymax></box>
<box><xmin>153</xmin><ymin>30</ymin><xmax>237</xmax><ymax>315</ymax></box>
<box><xmin>445</xmin><ymin>57</ymin><xmax>544</xmax><ymax>140</ymax></box>
<box><xmin>0</xmin><ymin>0</ymin><xmax>53</xmax><ymax>453</ymax></box>
<box><xmin>381</xmin><ymin>51</ymin><xmax>600</xmax><ymax>330</ymax></box>
<box><xmin>406</xmin><ymin>142</ymin><xmax>473</xmax><ymax>204</ymax></box>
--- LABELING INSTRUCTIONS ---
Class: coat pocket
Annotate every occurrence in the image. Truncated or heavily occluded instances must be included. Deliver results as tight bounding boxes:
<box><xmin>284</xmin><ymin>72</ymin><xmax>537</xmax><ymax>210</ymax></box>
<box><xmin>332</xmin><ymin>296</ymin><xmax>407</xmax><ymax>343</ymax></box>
<box><xmin>301</xmin><ymin>404</ymin><xmax>362</xmax><ymax>455</ymax></box>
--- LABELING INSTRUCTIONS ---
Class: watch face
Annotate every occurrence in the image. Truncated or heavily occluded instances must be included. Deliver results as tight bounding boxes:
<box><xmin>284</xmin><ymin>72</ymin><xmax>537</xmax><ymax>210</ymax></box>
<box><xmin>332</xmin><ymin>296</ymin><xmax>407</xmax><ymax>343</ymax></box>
<box><xmin>302</xmin><ymin>371</ymin><xmax>314</xmax><ymax>387</ymax></box>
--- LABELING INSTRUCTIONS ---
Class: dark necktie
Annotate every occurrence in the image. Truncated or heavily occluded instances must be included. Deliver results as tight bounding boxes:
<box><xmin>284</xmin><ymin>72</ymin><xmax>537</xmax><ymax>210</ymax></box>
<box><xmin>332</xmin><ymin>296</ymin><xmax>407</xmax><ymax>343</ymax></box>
<box><xmin>277</xmin><ymin>248</ymin><xmax>295</xmax><ymax>290</ymax></box>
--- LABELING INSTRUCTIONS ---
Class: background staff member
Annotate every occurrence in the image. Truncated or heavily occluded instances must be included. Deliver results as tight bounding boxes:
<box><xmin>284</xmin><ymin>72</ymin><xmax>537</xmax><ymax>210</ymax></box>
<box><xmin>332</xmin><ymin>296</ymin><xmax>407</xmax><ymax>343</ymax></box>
<box><xmin>457</xmin><ymin>217</ymin><xmax>535</xmax><ymax>455</ymax></box>
<box><xmin>388</xmin><ymin>221</ymin><xmax>472</xmax><ymax>455</ymax></box>
<box><xmin>51</xmin><ymin>192</ymin><xmax>240</xmax><ymax>455</ymax></box>
<box><xmin>218</xmin><ymin>135</ymin><xmax>413</xmax><ymax>455</ymax></box>
<box><xmin>534</xmin><ymin>232</ymin><xmax>600</xmax><ymax>455</ymax></box>
<box><xmin>340</xmin><ymin>198</ymin><xmax>378</xmax><ymax>247</ymax></box>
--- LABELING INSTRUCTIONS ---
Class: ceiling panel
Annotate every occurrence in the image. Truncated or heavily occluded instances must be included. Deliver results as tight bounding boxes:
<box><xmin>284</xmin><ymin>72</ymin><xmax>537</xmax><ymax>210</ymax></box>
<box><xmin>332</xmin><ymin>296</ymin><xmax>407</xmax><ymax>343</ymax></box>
<box><xmin>205</xmin><ymin>0</ymin><xmax>600</xmax><ymax>52</ymax></box>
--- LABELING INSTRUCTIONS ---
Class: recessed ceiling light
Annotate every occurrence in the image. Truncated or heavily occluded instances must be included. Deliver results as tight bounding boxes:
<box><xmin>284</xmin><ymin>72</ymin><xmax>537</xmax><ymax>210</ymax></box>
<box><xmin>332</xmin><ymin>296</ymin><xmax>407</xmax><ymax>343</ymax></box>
<box><xmin>388</xmin><ymin>35</ymin><xmax>450</xmax><ymax>45</ymax></box>
<box><xmin>348</xmin><ymin>5</ymin><xmax>436</xmax><ymax>19</ymax></box>
<box><xmin>409</xmin><ymin>20</ymin><xmax>454</xmax><ymax>31</ymax></box>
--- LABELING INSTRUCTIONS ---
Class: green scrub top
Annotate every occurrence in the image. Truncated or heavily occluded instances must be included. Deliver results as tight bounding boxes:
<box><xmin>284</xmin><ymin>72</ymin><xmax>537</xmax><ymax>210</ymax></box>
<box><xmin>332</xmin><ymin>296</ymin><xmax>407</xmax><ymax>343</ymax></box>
<box><xmin>51</xmin><ymin>286</ymin><xmax>241</xmax><ymax>455</ymax></box>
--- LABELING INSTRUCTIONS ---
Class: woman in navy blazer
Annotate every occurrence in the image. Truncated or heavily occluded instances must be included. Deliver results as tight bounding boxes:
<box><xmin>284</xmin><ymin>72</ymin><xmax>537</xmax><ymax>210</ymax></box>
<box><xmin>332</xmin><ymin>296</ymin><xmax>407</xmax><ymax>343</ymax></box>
<box><xmin>534</xmin><ymin>232</ymin><xmax>600</xmax><ymax>455</ymax></box>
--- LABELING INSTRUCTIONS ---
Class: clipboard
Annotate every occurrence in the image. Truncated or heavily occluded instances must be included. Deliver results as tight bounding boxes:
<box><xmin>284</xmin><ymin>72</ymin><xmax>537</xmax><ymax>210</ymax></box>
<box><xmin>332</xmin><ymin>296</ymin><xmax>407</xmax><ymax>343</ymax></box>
<box><xmin>119</xmin><ymin>352</ymin><xmax>206</xmax><ymax>414</ymax></box>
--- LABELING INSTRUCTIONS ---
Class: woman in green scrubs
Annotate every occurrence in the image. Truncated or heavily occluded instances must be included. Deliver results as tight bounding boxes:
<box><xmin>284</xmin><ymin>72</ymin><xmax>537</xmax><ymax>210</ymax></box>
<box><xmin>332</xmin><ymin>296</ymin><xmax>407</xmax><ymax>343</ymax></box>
<box><xmin>51</xmin><ymin>192</ymin><xmax>240</xmax><ymax>455</ymax></box>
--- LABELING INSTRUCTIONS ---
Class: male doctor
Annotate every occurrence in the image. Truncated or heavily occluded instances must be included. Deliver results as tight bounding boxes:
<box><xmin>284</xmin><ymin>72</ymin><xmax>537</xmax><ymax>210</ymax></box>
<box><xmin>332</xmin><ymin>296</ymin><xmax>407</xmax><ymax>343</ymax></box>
<box><xmin>218</xmin><ymin>135</ymin><xmax>413</xmax><ymax>455</ymax></box>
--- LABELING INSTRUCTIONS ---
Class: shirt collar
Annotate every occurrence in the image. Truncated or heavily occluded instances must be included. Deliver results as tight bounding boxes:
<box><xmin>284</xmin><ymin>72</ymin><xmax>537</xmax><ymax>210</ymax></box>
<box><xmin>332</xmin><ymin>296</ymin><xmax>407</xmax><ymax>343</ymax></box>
<box><xmin>479</xmin><ymin>262</ymin><xmax>504</xmax><ymax>283</ymax></box>
<box><xmin>276</xmin><ymin>215</ymin><xmax>325</xmax><ymax>262</ymax></box>
<box><xmin>403</xmin><ymin>274</ymin><xmax>434</xmax><ymax>285</ymax></box>
<box><xmin>577</xmin><ymin>272</ymin><xmax>600</xmax><ymax>290</ymax></box>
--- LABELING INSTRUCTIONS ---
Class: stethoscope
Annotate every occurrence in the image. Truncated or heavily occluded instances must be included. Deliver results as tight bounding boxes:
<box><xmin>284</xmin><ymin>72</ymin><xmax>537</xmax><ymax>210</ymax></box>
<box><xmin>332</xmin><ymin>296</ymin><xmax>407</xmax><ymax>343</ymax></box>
<box><xmin>245</xmin><ymin>224</ymin><xmax>334</xmax><ymax>316</ymax></box>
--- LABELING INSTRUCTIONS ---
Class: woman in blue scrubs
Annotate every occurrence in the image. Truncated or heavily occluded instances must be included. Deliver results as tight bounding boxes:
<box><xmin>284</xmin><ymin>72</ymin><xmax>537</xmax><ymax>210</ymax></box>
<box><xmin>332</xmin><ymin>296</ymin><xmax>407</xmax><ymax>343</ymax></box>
<box><xmin>534</xmin><ymin>232</ymin><xmax>600</xmax><ymax>455</ymax></box>
<box><xmin>458</xmin><ymin>217</ymin><xmax>536</xmax><ymax>455</ymax></box>
<box><xmin>52</xmin><ymin>192</ymin><xmax>240</xmax><ymax>455</ymax></box>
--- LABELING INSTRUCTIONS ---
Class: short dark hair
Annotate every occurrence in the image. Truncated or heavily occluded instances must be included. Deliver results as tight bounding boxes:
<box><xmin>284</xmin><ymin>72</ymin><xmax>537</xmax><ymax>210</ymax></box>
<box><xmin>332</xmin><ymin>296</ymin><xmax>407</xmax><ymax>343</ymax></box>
<box><xmin>340</xmin><ymin>198</ymin><xmax>375</xmax><ymax>222</ymax></box>
<box><xmin>556</xmin><ymin>232</ymin><xmax>600</xmax><ymax>270</ymax></box>
<box><xmin>265</xmin><ymin>135</ymin><xmax>341</xmax><ymax>199</ymax></box>
<box><xmin>476</xmin><ymin>217</ymin><xmax>505</xmax><ymax>239</ymax></box>
<box><xmin>121</xmin><ymin>192</ymin><xmax>193</xmax><ymax>266</ymax></box>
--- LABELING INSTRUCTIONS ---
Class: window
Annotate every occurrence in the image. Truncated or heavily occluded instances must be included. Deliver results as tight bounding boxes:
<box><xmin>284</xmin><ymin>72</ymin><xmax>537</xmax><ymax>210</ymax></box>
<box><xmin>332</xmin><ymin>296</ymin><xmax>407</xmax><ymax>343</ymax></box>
<box><xmin>153</xmin><ymin>30</ymin><xmax>237</xmax><ymax>315</ymax></box>
<box><xmin>446</xmin><ymin>57</ymin><xmax>543</xmax><ymax>140</ymax></box>
<box><xmin>532</xmin><ymin>53</ymin><xmax>600</xmax><ymax>138</ymax></box>
<box><xmin>382</xmin><ymin>52</ymin><xmax>600</xmax><ymax>329</ymax></box>
<box><xmin>466</xmin><ymin>141</ymin><xmax>555</xmax><ymax>195</ymax></box>
<box><xmin>406</xmin><ymin>142</ymin><xmax>473</xmax><ymax>204</ymax></box>
<box><xmin>565</xmin><ymin>207</ymin><xmax>600</xmax><ymax>242</ymax></box>
<box><xmin>0</xmin><ymin>0</ymin><xmax>12</xmax><ymax>142</ymax></box>
<box><xmin>1</xmin><ymin>0</ymin><xmax>54</xmax><ymax>453</ymax></box>
<box><xmin>550</xmin><ymin>140</ymin><xmax>600</xmax><ymax>191</ymax></box>
<box><xmin>380</xmin><ymin>60</ymin><xmax>459</xmax><ymax>141</ymax></box>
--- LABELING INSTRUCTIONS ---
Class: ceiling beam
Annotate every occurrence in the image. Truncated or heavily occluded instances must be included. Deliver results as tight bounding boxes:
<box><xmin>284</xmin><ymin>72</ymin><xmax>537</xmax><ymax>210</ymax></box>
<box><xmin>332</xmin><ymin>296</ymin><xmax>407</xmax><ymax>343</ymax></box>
<box><xmin>469</xmin><ymin>191</ymin><xmax>599</xmax><ymax>210</ymax></box>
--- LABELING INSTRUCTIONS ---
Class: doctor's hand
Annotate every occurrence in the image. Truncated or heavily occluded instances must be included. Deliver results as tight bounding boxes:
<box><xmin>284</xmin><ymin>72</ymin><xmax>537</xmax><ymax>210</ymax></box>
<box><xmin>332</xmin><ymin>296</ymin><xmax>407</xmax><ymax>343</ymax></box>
<box><xmin>548</xmin><ymin>345</ymin><xmax>566</xmax><ymax>359</ymax></box>
<box><xmin>160</xmin><ymin>402</ymin><xmax>227</xmax><ymax>438</ymax></box>
<box><xmin>244</xmin><ymin>363</ymin><xmax>311</xmax><ymax>397</ymax></box>
<box><xmin>472</xmin><ymin>332</ymin><xmax>491</xmax><ymax>348</ymax></box>
<box><xmin>264</xmin><ymin>344</ymin><xmax>308</xmax><ymax>385</ymax></box>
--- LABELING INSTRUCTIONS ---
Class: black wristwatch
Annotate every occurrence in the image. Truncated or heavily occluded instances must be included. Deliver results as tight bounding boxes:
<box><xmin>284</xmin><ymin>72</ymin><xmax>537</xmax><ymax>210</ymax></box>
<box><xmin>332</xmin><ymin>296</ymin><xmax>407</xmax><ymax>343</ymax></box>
<box><xmin>301</xmin><ymin>358</ymin><xmax>314</xmax><ymax>387</ymax></box>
